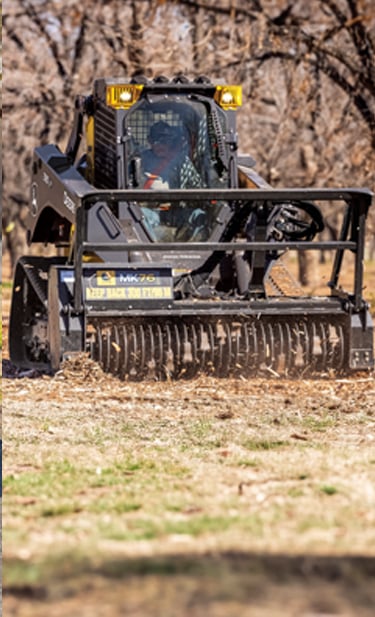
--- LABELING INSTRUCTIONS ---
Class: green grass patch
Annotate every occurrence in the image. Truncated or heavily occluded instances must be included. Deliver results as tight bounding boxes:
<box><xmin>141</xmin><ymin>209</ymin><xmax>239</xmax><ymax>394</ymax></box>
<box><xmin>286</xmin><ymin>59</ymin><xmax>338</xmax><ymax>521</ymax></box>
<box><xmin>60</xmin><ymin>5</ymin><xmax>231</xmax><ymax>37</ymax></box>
<box><xmin>4</xmin><ymin>459</ymin><xmax>84</xmax><ymax>495</ymax></box>
<box><xmin>243</xmin><ymin>439</ymin><xmax>289</xmax><ymax>451</ymax></box>
<box><xmin>182</xmin><ymin>419</ymin><xmax>214</xmax><ymax>446</ymax></box>
<box><xmin>320</xmin><ymin>485</ymin><xmax>338</xmax><ymax>496</ymax></box>
<box><xmin>98</xmin><ymin>513</ymin><xmax>263</xmax><ymax>543</ymax></box>
<box><xmin>42</xmin><ymin>502</ymin><xmax>84</xmax><ymax>517</ymax></box>
<box><xmin>302</xmin><ymin>415</ymin><xmax>337</xmax><ymax>432</ymax></box>
<box><xmin>3</xmin><ymin>453</ymin><xmax>193</xmax><ymax>523</ymax></box>
<box><xmin>237</xmin><ymin>458</ymin><xmax>260</xmax><ymax>468</ymax></box>
<box><xmin>4</xmin><ymin>454</ymin><xmax>190</xmax><ymax>498</ymax></box>
<box><xmin>288</xmin><ymin>487</ymin><xmax>305</xmax><ymax>498</ymax></box>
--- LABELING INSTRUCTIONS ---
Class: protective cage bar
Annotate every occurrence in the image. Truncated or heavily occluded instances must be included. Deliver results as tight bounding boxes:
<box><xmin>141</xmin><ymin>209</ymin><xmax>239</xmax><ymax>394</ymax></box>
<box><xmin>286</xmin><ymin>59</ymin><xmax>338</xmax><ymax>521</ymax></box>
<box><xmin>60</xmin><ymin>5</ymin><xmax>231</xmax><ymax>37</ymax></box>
<box><xmin>78</xmin><ymin>187</ymin><xmax>373</xmax><ymax>202</ymax></box>
<box><xmin>82</xmin><ymin>241</ymin><xmax>356</xmax><ymax>251</ymax></box>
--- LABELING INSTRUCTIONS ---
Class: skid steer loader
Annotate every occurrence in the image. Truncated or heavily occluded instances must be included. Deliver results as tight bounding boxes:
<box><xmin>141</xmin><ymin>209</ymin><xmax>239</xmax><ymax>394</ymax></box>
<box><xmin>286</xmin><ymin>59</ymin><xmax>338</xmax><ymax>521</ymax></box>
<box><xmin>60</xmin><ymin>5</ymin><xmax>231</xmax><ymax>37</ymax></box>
<box><xmin>9</xmin><ymin>75</ymin><xmax>374</xmax><ymax>378</ymax></box>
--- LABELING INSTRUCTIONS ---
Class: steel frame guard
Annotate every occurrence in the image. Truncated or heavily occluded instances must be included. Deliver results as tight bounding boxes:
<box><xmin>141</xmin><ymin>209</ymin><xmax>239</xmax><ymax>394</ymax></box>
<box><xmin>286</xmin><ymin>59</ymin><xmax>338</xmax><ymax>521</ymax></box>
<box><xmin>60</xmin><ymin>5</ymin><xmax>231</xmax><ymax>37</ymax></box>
<box><xmin>73</xmin><ymin>187</ymin><xmax>373</xmax><ymax>313</ymax></box>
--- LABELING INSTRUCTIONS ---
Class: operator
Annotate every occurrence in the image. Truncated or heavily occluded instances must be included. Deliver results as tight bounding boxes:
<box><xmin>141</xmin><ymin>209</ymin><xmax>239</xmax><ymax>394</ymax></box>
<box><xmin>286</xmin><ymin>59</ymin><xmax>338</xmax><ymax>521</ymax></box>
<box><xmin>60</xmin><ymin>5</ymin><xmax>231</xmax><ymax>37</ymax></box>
<box><xmin>141</xmin><ymin>120</ymin><xmax>207</xmax><ymax>238</ymax></box>
<box><xmin>141</xmin><ymin>120</ymin><xmax>202</xmax><ymax>189</ymax></box>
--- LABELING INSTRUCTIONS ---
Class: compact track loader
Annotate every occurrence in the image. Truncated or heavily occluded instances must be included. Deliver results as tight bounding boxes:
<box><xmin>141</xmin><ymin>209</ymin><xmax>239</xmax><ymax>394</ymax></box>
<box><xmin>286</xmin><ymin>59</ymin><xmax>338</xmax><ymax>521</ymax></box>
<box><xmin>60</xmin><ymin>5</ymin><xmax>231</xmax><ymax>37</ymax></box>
<box><xmin>9</xmin><ymin>75</ymin><xmax>374</xmax><ymax>378</ymax></box>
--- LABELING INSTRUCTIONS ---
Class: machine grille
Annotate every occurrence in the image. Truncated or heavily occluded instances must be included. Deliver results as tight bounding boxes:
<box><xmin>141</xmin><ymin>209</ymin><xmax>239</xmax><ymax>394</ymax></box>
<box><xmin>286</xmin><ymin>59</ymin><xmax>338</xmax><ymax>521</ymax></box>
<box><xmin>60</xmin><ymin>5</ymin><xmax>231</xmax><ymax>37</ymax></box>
<box><xmin>94</xmin><ymin>105</ymin><xmax>117</xmax><ymax>188</ymax></box>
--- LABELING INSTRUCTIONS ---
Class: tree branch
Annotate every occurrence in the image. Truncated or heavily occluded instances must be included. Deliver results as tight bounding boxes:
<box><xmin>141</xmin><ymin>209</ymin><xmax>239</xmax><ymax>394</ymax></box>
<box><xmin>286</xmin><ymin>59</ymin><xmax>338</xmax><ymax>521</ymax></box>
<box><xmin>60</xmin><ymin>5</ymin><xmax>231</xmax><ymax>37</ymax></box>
<box><xmin>254</xmin><ymin>47</ymin><xmax>375</xmax><ymax>147</ymax></box>
<box><xmin>71</xmin><ymin>13</ymin><xmax>89</xmax><ymax>77</ymax></box>
<box><xmin>21</xmin><ymin>0</ymin><xmax>68</xmax><ymax>79</ymax></box>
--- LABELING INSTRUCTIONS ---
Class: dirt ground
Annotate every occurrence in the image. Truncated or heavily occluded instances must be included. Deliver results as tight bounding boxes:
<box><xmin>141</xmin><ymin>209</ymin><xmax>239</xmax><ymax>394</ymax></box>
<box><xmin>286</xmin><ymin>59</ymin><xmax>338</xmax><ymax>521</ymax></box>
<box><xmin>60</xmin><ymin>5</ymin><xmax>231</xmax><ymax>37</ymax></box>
<box><xmin>2</xmin><ymin>257</ymin><xmax>375</xmax><ymax>616</ymax></box>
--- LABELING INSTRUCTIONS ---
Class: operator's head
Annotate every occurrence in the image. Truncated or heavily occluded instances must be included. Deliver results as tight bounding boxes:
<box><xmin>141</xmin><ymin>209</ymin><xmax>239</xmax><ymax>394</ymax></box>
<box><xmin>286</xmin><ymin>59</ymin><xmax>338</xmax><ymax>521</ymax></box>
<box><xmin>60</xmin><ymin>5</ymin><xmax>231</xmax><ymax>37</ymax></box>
<box><xmin>149</xmin><ymin>121</ymin><xmax>178</xmax><ymax>157</ymax></box>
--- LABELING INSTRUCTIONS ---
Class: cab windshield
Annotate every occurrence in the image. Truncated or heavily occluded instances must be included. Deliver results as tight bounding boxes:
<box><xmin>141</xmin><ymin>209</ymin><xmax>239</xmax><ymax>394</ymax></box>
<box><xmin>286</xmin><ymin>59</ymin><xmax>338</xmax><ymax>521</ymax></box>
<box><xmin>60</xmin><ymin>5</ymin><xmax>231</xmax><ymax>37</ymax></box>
<box><xmin>126</xmin><ymin>98</ymin><xmax>228</xmax><ymax>242</ymax></box>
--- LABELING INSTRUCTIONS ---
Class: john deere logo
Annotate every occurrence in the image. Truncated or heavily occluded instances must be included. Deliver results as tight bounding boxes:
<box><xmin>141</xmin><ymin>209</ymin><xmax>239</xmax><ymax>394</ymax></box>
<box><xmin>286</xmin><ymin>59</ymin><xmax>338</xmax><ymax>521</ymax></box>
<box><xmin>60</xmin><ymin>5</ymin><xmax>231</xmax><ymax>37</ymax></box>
<box><xmin>97</xmin><ymin>270</ymin><xmax>116</xmax><ymax>286</ymax></box>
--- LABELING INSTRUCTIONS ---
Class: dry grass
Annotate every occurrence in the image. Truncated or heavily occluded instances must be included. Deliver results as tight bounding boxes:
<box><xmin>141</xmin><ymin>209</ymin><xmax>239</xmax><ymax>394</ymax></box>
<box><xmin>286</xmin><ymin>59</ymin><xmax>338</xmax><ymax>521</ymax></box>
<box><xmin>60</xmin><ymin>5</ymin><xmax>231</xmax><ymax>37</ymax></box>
<box><xmin>4</xmin><ymin>364</ymin><xmax>375</xmax><ymax>554</ymax></box>
<box><xmin>3</xmin><ymin>362</ymin><xmax>375</xmax><ymax>615</ymax></box>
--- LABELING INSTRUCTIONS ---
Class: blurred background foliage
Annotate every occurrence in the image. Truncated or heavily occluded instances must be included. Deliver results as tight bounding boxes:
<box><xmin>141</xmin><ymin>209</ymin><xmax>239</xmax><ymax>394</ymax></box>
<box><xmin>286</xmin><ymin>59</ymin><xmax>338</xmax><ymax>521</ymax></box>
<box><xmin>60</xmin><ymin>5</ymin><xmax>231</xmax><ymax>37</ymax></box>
<box><xmin>2</xmin><ymin>0</ymin><xmax>375</xmax><ymax>271</ymax></box>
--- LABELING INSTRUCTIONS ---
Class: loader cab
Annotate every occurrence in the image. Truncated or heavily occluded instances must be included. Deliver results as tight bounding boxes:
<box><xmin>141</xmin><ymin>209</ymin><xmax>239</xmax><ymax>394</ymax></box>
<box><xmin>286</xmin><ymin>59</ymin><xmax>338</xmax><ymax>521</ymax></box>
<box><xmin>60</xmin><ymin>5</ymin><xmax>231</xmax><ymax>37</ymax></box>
<box><xmin>83</xmin><ymin>77</ymin><xmax>242</xmax><ymax>242</ymax></box>
<box><xmin>87</xmin><ymin>77</ymin><xmax>242</xmax><ymax>192</ymax></box>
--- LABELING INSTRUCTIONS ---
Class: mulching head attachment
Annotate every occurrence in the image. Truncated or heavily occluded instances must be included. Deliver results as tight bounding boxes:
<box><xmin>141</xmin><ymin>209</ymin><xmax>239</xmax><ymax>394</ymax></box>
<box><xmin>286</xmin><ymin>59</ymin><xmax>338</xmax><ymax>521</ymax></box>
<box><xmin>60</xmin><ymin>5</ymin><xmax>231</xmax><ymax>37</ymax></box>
<box><xmin>91</xmin><ymin>313</ymin><xmax>350</xmax><ymax>380</ymax></box>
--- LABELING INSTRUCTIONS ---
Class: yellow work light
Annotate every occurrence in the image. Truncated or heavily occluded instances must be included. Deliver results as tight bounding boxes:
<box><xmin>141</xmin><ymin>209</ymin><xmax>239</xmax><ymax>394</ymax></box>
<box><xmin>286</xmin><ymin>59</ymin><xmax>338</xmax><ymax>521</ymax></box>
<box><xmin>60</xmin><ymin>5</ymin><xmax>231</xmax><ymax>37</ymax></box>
<box><xmin>214</xmin><ymin>85</ymin><xmax>242</xmax><ymax>110</ymax></box>
<box><xmin>106</xmin><ymin>84</ymin><xmax>144</xmax><ymax>109</ymax></box>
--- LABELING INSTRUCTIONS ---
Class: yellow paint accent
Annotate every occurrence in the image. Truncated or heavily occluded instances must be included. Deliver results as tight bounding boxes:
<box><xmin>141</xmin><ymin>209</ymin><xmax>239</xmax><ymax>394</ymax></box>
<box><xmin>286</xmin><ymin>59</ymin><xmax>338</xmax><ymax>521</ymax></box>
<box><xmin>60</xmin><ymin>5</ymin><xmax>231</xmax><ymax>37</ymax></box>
<box><xmin>86</xmin><ymin>286</ymin><xmax>172</xmax><ymax>301</ymax></box>
<box><xmin>86</xmin><ymin>288</ymin><xmax>106</xmax><ymax>300</ymax></box>
<box><xmin>238</xmin><ymin>166</ymin><xmax>272</xmax><ymax>189</ymax></box>
<box><xmin>238</xmin><ymin>168</ymin><xmax>258</xmax><ymax>188</ymax></box>
<box><xmin>83</xmin><ymin>254</ymin><xmax>103</xmax><ymax>263</ymax></box>
<box><xmin>96</xmin><ymin>270</ymin><xmax>116</xmax><ymax>286</ymax></box>
<box><xmin>86</xmin><ymin>116</ymin><xmax>95</xmax><ymax>183</ymax></box>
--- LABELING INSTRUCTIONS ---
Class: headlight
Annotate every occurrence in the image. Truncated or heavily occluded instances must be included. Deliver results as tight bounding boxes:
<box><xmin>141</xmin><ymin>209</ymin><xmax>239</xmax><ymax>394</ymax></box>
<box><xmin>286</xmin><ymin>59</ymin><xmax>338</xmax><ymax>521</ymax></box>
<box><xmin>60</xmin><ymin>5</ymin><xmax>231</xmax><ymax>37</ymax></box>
<box><xmin>106</xmin><ymin>84</ymin><xmax>144</xmax><ymax>109</ymax></box>
<box><xmin>214</xmin><ymin>85</ymin><xmax>242</xmax><ymax>110</ymax></box>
